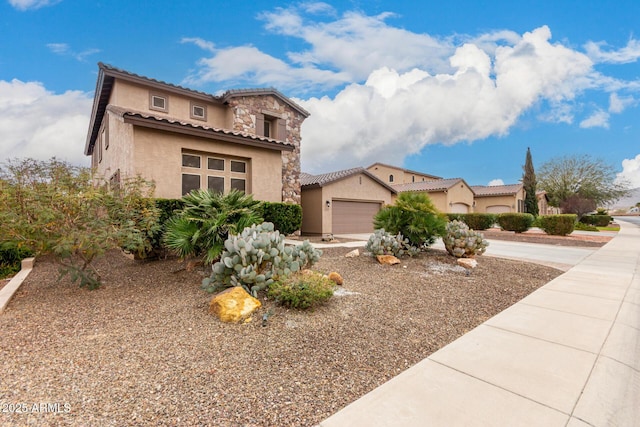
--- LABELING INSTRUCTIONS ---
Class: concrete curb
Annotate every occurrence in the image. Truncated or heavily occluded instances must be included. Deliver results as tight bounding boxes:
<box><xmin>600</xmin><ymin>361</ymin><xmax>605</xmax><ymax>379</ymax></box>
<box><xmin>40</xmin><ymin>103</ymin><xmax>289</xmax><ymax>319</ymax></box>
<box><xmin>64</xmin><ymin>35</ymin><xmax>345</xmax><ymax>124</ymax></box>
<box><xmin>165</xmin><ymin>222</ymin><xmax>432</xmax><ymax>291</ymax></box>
<box><xmin>0</xmin><ymin>257</ymin><xmax>35</xmax><ymax>314</ymax></box>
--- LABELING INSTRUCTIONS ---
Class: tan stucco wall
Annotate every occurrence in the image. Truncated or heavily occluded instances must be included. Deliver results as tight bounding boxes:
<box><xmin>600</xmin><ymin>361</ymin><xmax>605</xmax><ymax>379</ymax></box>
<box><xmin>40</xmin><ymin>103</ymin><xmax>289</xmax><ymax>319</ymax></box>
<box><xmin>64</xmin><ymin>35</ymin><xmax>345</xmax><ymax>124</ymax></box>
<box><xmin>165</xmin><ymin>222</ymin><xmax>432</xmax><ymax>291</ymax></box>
<box><xmin>367</xmin><ymin>164</ymin><xmax>437</xmax><ymax>184</ymax></box>
<box><xmin>98</xmin><ymin>125</ymin><xmax>282</xmax><ymax>202</ymax></box>
<box><xmin>93</xmin><ymin>110</ymin><xmax>136</xmax><ymax>182</ymax></box>
<box><xmin>301</xmin><ymin>187</ymin><xmax>323</xmax><ymax>235</ymax></box>
<box><xmin>444</xmin><ymin>182</ymin><xmax>474</xmax><ymax>212</ymax></box>
<box><xmin>301</xmin><ymin>173</ymin><xmax>394</xmax><ymax>235</ymax></box>
<box><xmin>110</xmin><ymin>80</ymin><xmax>229</xmax><ymax>128</ymax></box>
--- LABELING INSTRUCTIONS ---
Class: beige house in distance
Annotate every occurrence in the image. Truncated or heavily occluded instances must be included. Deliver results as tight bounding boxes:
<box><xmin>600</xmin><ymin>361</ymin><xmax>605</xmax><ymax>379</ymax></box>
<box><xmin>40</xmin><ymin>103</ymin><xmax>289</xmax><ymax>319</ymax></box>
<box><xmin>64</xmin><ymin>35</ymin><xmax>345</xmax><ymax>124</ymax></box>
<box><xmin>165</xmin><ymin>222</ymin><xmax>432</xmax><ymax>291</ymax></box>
<box><xmin>393</xmin><ymin>178</ymin><xmax>476</xmax><ymax>213</ymax></box>
<box><xmin>300</xmin><ymin>167</ymin><xmax>396</xmax><ymax>235</ymax></box>
<box><xmin>85</xmin><ymin>63</ymin><xmax>309</xmax><ymax>202</ymax></box>
<box><xmin>367</xmin><ymin>162</ymin><xmax>441</xmax><ymax>185</ymax></box>
<box><xmin>471</xmin><ymin>184</ymin><xmax>525</xmax><ymax>213</ymax></box>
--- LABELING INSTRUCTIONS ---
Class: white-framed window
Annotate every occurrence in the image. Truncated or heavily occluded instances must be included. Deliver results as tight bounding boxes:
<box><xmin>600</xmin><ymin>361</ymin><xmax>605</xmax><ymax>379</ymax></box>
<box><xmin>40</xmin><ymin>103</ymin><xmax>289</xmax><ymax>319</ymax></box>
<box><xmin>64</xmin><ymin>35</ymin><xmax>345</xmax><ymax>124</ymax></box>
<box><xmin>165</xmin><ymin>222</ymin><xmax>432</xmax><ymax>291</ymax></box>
<box><xmin>207</xmin><ymin>176</ymin><xmax>224</xmax><ymax>193</ymax></box>
<box><xmin>149</xmin><ymin>92</ymin><xmax>168</xmax><ymax>112</ymax></box>
<box><xmin>207</xmin><ymin>157</ymin><xmax>224</xmax><ymax>171</ymax></box>
<box><xmin>190</xmin><ymin>102</ymin><xmax>207</xmax><ymax>121</ymax></box>
<box><xmin>231</xmin><ymin>178</ymin><xmax>246</xmax><ymax>192</ymax></box>
<box><xmin>230</xmin><ymin>160</ymin><xmax>246</xmax><ymax>173</ymax></box>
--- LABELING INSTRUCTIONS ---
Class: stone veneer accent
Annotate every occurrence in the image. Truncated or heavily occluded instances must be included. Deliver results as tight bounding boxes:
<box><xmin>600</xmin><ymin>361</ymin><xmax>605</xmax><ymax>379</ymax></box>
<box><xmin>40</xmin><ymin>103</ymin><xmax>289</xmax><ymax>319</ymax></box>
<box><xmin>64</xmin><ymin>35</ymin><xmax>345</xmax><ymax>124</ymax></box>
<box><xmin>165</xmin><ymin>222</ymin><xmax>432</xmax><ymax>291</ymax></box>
<box><xmin>226</xmin><ymin>95</ymin><xmax>304</xmax><ymax>204</ymax></box>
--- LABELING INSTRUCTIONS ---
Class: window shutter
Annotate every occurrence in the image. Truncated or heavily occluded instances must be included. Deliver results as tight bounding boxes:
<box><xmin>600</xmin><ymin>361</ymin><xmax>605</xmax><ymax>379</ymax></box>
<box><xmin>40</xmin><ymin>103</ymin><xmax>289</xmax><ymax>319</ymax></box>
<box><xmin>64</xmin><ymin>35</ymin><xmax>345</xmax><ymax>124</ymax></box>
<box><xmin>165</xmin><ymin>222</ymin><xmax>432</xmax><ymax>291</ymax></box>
<box><xmin>277</xmin><ymin>119</ymin><xmax>286</xmax><ymax>141</ymax></box>
<box><xmin>256</xmin><ymin>114</ymin><xmax>265</xmax><ymax>137</ymax></box>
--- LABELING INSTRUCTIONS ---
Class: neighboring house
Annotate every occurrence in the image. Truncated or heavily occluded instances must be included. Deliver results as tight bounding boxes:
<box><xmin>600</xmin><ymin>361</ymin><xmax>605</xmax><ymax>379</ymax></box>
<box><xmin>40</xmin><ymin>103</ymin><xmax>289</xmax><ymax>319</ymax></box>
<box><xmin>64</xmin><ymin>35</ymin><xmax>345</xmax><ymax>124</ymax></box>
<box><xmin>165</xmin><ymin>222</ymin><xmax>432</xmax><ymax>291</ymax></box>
<box><xmin>84</xmin><ymin>63</ymin><xmax>309</xmax><ymax>202</ymax></box>
<box><xmin>471</xmin><ymin>184</ymin><xmax>525</xmax><ymax>213</ymax></box>
<box><xmin>536</xmin><ymin>190</ymin><xmax>561</xmax><ymax>215</ymax></box>
<box><xmin>367</xmin><ymin>162</ymin><xmax>441</xmax><ymax>185</ymax></box>
<box><xmin>393</xmin><ymin>178</ymin><xmax>475</xmax><ymax>213</ymax></box>
<box><xmin>300</xmin><ymin>167</ymin><xmax>397</xmax><ymax>236</ymax></box>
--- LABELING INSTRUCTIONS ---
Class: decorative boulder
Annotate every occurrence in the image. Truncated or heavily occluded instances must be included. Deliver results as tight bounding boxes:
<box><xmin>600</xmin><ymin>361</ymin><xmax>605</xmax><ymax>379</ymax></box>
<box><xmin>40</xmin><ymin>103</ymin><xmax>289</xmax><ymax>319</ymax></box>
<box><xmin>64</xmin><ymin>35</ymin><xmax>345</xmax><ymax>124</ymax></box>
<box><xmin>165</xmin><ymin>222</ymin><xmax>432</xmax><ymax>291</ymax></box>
<box><xmin>328</xmin><ymin>272</ymin><xmax>343</xmax><ymax>286</ymax></box>
<box><xmin>376</xmin><ymin>255</ymin><xmax>401</xmax><ymax>265</ymax></box>
<box><xmin>345</xmin><ymin>249</ymin><xmax>360</xmax><ymax>258</ymax></box>
<box><xmin>209</xmin><ymin>286</ymin><xmax>261</xmax><ymax>323</ymax></box>
<box><xmin>457</xmin><ymin>258</ymin><xmax>478</xmax><ymax>270</ymax></box>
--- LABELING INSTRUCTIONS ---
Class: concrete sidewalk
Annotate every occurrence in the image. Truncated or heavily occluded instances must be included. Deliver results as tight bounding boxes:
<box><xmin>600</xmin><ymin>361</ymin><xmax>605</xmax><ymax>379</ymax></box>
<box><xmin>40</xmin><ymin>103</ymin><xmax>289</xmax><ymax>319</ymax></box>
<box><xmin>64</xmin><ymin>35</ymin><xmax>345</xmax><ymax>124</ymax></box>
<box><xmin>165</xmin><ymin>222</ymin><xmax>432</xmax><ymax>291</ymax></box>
<box><xmin>319</xmin><ymin>219</ymin><xmax>640</xmax><ymax>426</ymax></box>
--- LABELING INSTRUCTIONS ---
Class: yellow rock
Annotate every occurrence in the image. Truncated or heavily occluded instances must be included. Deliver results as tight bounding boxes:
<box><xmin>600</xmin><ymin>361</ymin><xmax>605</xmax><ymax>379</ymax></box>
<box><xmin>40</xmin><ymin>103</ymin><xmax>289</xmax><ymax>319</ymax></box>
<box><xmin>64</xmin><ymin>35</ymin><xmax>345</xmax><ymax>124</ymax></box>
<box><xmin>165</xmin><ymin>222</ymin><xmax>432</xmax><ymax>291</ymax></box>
<box><xmin>328</xmin><ymin>271</ymin><xmax>343</xmax><ymax>286</ymax></box>
<box><xmin>376</xmin><ymin>255</ymin><xmax>401</xmax><ymax>265</ymax></box>
<box><xmin>209</xmin><ymin>287</ymin><xmax>262</xmax><ymax>323</ymax></box>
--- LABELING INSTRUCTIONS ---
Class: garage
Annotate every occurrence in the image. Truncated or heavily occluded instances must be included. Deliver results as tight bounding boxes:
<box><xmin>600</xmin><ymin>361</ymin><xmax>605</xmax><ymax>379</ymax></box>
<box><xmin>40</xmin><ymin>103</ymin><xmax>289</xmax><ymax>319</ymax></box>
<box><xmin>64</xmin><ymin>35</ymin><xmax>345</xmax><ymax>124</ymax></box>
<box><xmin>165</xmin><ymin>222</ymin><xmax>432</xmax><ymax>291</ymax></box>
<box><xmin>332</xmin><ymin>200</ymin><xmax>382</xmax><ymax>234</ymax></box>
<box><xmin>450</xmin><ymin>203</ymin><xmax>469</xmax><ymax>213</ymax></box>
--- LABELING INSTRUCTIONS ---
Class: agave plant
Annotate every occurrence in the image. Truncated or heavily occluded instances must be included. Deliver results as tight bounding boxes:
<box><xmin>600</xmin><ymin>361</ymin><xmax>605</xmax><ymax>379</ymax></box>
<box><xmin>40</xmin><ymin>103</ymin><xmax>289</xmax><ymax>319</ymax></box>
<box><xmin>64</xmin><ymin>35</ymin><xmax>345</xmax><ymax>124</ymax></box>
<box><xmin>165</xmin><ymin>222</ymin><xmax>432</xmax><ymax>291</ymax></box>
<box><xmin>163</xmin><ymin>189</ymin><xmax>262</xmax><ymax>264</ymax></box>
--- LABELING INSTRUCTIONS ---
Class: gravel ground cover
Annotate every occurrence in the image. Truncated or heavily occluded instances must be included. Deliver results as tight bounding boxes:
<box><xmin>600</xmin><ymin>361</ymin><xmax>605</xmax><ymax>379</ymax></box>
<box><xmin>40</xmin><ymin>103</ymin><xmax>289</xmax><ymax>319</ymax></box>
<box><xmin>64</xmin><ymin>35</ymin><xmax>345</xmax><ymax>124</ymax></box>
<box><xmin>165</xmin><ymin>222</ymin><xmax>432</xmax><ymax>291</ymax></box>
<box><xmin>1</xmin><ymin>247</ymin><xmax>561</xmax><ymax>426</ymax></box>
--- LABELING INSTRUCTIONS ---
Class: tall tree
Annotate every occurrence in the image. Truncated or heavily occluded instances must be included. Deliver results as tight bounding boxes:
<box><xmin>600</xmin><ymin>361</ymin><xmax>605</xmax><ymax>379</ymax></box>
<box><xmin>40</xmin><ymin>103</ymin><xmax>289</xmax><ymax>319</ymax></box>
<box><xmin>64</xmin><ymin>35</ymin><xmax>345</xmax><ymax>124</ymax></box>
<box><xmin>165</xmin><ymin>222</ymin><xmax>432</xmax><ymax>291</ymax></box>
<box><xmin>538</xmin><ymin>154</ymin><xmax>630</xmax><ymax>213</ymax></box>
<box><xmin>522</xmin><ymin>147</ymin><xmax>539</xmax><ymax>216</ymax></box>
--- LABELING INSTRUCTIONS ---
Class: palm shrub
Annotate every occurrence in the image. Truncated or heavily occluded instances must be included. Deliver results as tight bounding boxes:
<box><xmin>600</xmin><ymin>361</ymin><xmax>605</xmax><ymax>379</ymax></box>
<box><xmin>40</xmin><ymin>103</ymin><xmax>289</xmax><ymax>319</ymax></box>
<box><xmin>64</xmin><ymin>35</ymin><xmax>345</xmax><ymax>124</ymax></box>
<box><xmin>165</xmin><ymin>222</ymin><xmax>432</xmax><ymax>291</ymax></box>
<box><xmin>374</xmin><ymin>192</ymin><xmax>447</xmax><ymax>248</ymax></box>
<box><xmin>163</xmin><ymin>189</ymin><xmax>262</xmax><ymax>264</ymax></box>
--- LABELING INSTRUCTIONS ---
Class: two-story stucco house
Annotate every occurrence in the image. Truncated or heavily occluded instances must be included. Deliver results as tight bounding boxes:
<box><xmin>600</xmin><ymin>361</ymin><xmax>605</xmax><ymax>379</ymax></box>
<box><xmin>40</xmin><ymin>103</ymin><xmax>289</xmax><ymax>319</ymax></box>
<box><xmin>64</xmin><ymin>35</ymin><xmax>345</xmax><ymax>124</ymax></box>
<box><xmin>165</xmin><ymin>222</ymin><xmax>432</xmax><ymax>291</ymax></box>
<box><xmin>84</xmin><ymin>63</ymin><xmax>309</xmax><ymax>202</ymax></box>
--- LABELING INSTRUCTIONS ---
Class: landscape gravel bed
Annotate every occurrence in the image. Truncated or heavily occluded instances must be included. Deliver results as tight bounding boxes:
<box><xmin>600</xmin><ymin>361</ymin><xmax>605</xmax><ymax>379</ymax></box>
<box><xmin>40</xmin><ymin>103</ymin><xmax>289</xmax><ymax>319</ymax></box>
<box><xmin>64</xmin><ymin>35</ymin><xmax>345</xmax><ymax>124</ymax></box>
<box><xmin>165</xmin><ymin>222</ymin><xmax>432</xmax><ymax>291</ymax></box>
<box><xmin>1</xmin><ymin>248</ymin><xmax>561</xmax><ymax>426</ymax></box>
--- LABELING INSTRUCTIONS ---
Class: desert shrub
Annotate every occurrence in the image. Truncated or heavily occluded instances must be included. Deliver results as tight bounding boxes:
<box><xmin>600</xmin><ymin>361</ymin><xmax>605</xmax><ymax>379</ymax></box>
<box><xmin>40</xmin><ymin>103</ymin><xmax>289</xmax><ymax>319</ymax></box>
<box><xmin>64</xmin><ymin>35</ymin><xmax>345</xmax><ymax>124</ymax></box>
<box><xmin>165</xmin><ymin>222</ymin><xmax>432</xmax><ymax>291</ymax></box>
<box><xmin>374</xmin><ymin>192</ymin><xmax>447</xmax><ymax>249</ymax></box>
<box><xmin>442</xmin><ymin>220</ymin><xmax>488</xmax><ymax>258</ymax></box>
<box><xmin>497</xmin><ymin>213</ymin><xmax>535</xmax><ymax>233</ymax></box>
<box><xmin>164</xmin><ymin>189</ymin><xmax>262</xmax><ymax>264</ymax></box>
<box><xmin>257</xmin><ymin>202</ymin><xmax>302</xmax><ymax>235</ymax></box>
<box><xmin>268</xmin><ymin>271</ymin><xmax>334</xmax><ymax>309</ymax></box>
<box><xmin>365</xmin><ymin>229</ymin><xmax>420</xmax><ymax>257</ymax></box>
<box><xmin>574</xmin><ymin>222</ymin><xmax>598</xmax><ymax>232</ymax></box>
<box><xmin>0</xmin><ymin>242</ymin><xmax>33</xmax><ymax>279</ymax></box>
<box><xmin>447</xmin><ymin>213</ymin><xmax>496</xmax><ymax>230</ymax></box>
<box><xmin>0</xmin><ymin>158</ymin><xmax>159</xmax><ymax>289</ymax></box>
<box><xmin>580</xmin><ymin>214</ymin><xmax>612</xmax><ymax>227</ymax></box>
<box><xmin>537</xmin><ymin>214</ymin><xmax>577</xmax><ymax>236</ymax></box>
<box><xmin>203</xmin><ymin>222</ymin><xmax>322</xmax><ymax>297</ymax></box>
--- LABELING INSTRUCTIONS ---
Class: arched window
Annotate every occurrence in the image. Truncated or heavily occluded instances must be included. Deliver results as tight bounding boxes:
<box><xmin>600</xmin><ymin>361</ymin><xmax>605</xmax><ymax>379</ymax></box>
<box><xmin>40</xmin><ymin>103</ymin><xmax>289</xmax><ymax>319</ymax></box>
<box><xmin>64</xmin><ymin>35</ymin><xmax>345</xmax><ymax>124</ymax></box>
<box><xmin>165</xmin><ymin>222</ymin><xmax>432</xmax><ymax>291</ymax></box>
<box><xmin>389</xmin><ymin>174</ymin><xmax>394</xmax><ymax>182</ymax></box>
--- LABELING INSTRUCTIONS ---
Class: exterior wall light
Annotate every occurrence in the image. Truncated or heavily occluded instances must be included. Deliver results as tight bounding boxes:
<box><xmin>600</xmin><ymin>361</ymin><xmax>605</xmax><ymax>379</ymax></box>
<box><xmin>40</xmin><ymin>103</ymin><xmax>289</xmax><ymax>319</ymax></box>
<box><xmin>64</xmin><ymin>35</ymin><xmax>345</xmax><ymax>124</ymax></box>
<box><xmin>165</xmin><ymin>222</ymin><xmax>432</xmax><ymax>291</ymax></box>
<box><xmin>326</xmin><ymin>200</ymin><xmax>331</xmax><ymax>208</ymax></box>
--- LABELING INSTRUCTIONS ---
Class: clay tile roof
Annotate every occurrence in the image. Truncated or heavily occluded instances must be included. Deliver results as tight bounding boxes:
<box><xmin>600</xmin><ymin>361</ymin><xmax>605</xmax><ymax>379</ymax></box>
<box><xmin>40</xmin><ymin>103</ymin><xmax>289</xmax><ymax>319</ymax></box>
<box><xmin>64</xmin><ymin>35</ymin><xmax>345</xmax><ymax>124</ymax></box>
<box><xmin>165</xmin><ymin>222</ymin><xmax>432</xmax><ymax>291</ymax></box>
<box><xmin>301</xmin><ymin>167</ymin><xmax>397</xmax><ymax>193</ymax></box>
<box><xmin>470</xmin><ymin>183</ymin><xmax>524</xmax><ymax>197</ymax></box>
<box><xmin>393</xmin><ymin>178</ymin><xmax>471</xmax><ymax>193</ymax></box>
<box><xmin>108</xmin><ymin>106</ymin><xmax>294</xmax><ymax>151</ymax></box>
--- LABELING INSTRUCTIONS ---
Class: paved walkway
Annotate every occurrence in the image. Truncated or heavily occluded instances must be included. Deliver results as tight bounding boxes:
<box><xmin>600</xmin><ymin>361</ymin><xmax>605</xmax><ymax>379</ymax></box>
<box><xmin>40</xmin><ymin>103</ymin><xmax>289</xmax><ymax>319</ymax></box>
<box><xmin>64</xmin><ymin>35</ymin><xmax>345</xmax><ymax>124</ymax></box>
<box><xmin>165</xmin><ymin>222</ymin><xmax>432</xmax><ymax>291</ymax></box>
<box><xmin>319</xmin><ymin>219</ymin><xmax>640</xmax><ymax>426</ymax></box>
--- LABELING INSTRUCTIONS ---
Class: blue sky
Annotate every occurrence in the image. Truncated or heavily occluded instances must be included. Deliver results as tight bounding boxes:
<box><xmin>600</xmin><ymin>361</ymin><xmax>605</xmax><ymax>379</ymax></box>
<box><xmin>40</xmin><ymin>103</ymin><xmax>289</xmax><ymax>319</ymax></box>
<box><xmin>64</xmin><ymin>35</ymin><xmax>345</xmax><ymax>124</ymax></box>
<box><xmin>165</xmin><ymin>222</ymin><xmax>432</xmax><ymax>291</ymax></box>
<box><xmin>1</xmin><ymin>0</ymin><xmax>640</xmax><ymax>188</ymax></box>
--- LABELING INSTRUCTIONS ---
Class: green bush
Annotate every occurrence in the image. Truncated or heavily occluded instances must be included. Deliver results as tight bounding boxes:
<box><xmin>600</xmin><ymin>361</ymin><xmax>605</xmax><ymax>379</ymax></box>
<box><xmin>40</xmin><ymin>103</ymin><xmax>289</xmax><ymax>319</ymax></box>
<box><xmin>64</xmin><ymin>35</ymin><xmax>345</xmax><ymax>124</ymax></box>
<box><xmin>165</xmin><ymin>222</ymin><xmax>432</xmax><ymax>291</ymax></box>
<box><xmin>164</xmin><ymin>189</ymin><xmax>262</xmax><ymax>264</ymax></box>
<box><xmin>203</xmin><ymin>222</ymin><xmax>322</xmax><ymax>297</ymax></box>
<box><xmin>538</xmin><ymin>214</ymin><xmax>577</xmax><ymax>236</ymax></box>
<box><xmin>574</xmin><ymin>222</ymin><xmax>598</xmax><ymax>232</ymax></box>
<box><xmin>365</xmin><ymin>229</ymin><xmax>420</xmax><ymax>257</ymax></box>
<box><xmin>374</xmin><ymin>192</ymin><xmax>447</xmax><ymax>248</ymax></box>
<box><xmin>268</xmin><ymin>271</ymin><xmax>334</xmax><ymax>309</ymax></box>
<box><xmin>443</xmin><ymin>220</ymin><xmax>489</xmax><ymax>258</ymax></box>
<box><xmin>580</xmin><ymin>215</ymin><xmax>612</xmax><ymax>227</ymax></box>
<box><xmin>257</xmin><ymin>202</ymin><xmax>302</xmax><ymax>235</ymax></box>
<box><xmin>446</xmin><ymin>213</ymin><xmax>496</xmax><ymax>230</ymax></box>
<box><xmin>0</xmin><ymin>242</ymin><xmax>33</xmax><ymax>279</ymax></box>
<box><xmin>497</xmin><ymin>213</ymin><xmax>535</xmax><ymax>233</ymax></box>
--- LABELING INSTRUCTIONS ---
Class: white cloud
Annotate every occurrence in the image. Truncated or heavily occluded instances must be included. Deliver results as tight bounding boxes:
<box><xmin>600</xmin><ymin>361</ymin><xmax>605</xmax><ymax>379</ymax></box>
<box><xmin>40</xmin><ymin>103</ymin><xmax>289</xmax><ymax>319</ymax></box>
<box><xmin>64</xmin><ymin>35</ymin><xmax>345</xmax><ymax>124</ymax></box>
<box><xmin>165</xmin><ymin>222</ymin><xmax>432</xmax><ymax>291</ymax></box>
<box><xmin>8</xmin><ymin>0</ymin><xmax>60</xmax><ymax>10</ymax></box>
<box><xmin>579</xmin><ymin>110</ymin><xmax>610</xmax><ymax>129</ymax></box>
<box><xmin>616</xmin><ymin>154</ymin><xmax>640</xmax><ymax>188</ymax></box>
<box><xmin>584</xmin><ymin>39</ymin><xmax>640</xmax><ymax>64</ymax></box>
<box><xmin>46</xmin><ymin>43</ymin><xmax>100</xmax><ymax>62</ymax></box>
<box><xmin>0</xmin><ymin>79</ymin><xmax>92</xmax><ymax>166</ymax></box>
<box><xmin>609</xmin><ymin>92</ymin><xmax>635</xmax><ymax>113</ymax></box>
<box><xmin>300</xmin><ymin>26</ymin><xmax>595</xmax><ymax>172</ymax></box>
<box><xmin>488</xmin><ymin>179</ymin><xmax>505</xmax><ymax>186</ymax></box>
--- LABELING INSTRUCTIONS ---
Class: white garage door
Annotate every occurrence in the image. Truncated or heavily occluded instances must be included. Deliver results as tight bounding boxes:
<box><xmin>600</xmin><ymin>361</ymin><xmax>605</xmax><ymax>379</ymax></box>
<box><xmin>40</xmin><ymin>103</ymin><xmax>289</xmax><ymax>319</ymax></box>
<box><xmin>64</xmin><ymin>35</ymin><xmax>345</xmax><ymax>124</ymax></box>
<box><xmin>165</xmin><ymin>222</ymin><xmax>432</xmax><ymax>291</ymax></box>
<box><xmin>450</xmin><ymin>203</ymin><xmax>469</xmax><ymax>213</ymax></box>
<box><xmin>486</xmin><ymin>205</ymin><xmax>511</xmax><ymax>213</ymax></box>
<box><xmin>332</xmin><ymin>200</ymin><xmax>382</xmax><ymax>234</ymax></box>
